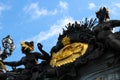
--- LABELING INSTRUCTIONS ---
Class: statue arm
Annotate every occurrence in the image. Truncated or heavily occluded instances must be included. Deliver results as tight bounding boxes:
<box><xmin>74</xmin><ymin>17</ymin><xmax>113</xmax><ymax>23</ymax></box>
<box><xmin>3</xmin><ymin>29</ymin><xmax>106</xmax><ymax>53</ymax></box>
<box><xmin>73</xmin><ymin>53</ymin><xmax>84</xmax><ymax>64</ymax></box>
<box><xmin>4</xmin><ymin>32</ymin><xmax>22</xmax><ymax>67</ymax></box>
<box><xmin>34</xmin><ymin>52</ymin><xmax>50</xmax><ymax>60</ymax></box>
<box><xmin>110</xmin><ymin>20</ymin><xmax>120</xmax><ymax>28</ymax></box>
<box><xmin>37</xmin><ymin>43</ymin><xmax>50</xmax><ymax>59</ymax></box>
<box><xmin>4</xmin><ymin>60</ymin><xmax>23</xmax><ymax>67</ymax></box>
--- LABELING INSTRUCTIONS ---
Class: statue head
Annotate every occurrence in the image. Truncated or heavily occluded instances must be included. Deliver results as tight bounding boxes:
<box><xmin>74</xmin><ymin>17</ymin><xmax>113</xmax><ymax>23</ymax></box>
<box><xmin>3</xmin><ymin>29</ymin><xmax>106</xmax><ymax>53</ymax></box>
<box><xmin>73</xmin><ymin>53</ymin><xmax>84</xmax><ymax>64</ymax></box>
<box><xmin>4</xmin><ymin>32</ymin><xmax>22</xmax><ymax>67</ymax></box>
<box><xmin>96</xmin><ymin>7</ymin><xmax>109</xmax><ymax>22</ymax></box>
<box><xmin>20</xmin><ymin>41</ymin><xmax>34</xmax><ymax>53</ymax></box>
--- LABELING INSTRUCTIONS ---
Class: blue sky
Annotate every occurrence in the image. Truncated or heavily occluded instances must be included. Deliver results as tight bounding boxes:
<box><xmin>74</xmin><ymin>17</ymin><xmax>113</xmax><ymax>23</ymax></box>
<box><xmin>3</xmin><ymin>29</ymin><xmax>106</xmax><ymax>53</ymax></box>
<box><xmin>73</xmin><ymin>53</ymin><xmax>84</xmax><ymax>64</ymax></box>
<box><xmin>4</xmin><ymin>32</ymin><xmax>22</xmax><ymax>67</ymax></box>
<box><xmin>0</xmin><ymin>0</ymin><xmax>120</xmax><ymax>70</ymax></box>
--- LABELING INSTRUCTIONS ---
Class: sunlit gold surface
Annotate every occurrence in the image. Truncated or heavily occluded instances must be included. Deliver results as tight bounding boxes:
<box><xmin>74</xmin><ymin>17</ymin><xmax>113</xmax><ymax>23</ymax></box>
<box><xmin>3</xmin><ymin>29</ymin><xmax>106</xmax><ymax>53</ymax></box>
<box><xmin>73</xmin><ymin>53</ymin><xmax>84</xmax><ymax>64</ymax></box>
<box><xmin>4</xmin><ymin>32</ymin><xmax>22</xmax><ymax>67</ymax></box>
<box><xmin>62</xmin><ymin>36</ymin><xmax>71</xmax><ymax>46</ymax></box>
<box><xmin>50</xmin><ymin>42</ymin><xmax>88</xmax><ymax>67</ymax></box>
<box><xmin>21</xmin><ymin>42</ymin><xmax>34</xmax><ymax>51</ymax></box>
<box><xmin>0</xmin><ymin>61</ymin><xmax>8</xmax><ymax>72</ymax></box>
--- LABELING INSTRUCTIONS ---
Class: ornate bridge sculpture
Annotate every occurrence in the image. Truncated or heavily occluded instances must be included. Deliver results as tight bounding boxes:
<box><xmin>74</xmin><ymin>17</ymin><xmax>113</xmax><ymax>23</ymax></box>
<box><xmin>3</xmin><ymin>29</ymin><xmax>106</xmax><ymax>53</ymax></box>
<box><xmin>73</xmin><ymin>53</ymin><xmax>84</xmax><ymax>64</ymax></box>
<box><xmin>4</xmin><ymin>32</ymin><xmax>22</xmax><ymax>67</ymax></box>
<box><xmin>49</xmin><ymin>7</ymin><xmax>120</xmax><ymax>80</ymax></box>
<box><xmin>0</xmin><ymin>7</ymin><xmax>120</xmax><ymax>80</ymax></box>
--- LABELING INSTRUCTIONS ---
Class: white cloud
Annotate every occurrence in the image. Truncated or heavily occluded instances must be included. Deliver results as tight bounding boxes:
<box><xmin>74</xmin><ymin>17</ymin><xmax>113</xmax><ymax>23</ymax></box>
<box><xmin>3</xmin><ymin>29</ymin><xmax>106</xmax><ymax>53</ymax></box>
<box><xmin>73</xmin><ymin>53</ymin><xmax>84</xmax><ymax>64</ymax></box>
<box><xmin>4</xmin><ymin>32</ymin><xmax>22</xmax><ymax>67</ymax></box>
<box><xmin>115</xmin><ymin>3</ymin><xmax>120</xmax><ymax>8</ymax></box>
<box><xmin>0</xmin><ymin>4</ymin><xmax>5</xmax><ymax>15</ymax></box>
<box><xmin>0</xmin><ymin>3</ymin><xmax>10</xmax><ymax>29</ymax></box>
<box><xmin>111</xmin><ymin>3</ymin><xmax>120</xmax><ymax>16</ymax></box>
<box><xmin>0</xmin><ymin>5</ymin><xmax>4</xmax><ymax>15</ymax></box>
<box><xmin>23</xmin><ymin>1</ymin><xmax>69</xmax><ymax>19</ymax></box>
<box><xmin>27</xmin><ymin>17</ymin><xmax>74</xmax><ymax>43</ymax></box>
<box><xmin>109</xmin><ymin>7</ymin><xmax>118</xmax><ymax>16</ymax></box>
<box><xmin>24</xmin><ymin>2</ymin><xmax>57</xmax><ymax>19</ymax></box>
<box><xmin>88</xmin><ymin>3</ymin><xmax>96</xmax><ymax>10</ymax></box>
<box><xmin>108</xmin><ymin>3</ymin><xmax>120</xmax><ymax>17</ymax></box>
<box><xmin>59</xmin><ymin>1</ymin><xmax>68</xmax><ymax>10</ymax></box>
<box><xmin>0</xmin><ymin>3</ymin><xmax>10</xmax><ymax>15</ymax></box>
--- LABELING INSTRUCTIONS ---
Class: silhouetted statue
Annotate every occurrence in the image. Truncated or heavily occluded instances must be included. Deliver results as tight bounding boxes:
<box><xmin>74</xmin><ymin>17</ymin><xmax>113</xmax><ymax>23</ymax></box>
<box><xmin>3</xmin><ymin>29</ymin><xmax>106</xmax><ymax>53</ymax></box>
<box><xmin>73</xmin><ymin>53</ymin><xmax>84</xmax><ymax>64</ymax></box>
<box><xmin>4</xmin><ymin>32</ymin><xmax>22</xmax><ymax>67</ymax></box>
<box><xmin>1</xmin><ymin>41</ymin><xmax>50</xmax><ymax>80</ymax></box>
<box><xmin>93</xmin><ymin>7</ymin><xmax>120</xmax><ymax>51</ymax></box>
<box><xmin>0</xmin><ymin>7</ymin><xmax>120</xmax><ymax>80</ymax></box>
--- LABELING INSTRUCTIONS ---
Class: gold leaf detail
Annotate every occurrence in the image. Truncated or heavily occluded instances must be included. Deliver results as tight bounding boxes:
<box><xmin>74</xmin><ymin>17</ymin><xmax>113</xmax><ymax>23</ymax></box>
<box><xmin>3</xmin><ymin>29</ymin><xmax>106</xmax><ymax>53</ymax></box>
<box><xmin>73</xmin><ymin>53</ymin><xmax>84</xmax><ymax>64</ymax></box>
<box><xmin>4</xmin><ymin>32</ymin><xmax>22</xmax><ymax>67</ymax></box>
<box><xmin>50</xmin><ymin>42</ymin><xmax>88</xmax><ymax>67</ymax></box>
<box><xmin>62</xmin><ymin>36</ymin><xmax>70</xmax><ymax>46</ymax></box>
